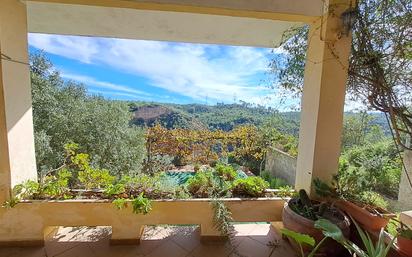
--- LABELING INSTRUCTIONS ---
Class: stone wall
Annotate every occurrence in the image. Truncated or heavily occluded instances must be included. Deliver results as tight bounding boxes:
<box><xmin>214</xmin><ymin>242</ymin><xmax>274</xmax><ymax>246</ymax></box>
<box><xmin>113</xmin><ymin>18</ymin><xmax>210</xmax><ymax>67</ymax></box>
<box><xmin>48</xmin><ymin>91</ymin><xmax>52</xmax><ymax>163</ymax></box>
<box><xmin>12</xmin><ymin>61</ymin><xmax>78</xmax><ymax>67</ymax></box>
<box><xmin>265</xmin><ymin>147</ymin><xmax>297</xmax><ymax>185</ymax></box>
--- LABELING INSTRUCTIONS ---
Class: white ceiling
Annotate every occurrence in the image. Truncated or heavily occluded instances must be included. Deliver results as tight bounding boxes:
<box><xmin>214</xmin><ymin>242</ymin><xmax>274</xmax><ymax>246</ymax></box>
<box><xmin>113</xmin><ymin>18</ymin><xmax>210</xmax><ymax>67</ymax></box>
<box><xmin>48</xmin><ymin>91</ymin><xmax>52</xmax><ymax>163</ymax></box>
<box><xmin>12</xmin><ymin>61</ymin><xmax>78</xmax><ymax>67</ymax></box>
<box><xmin>26</xmin><ymin>1</ymin><xmax>304</xmax><ymax>48</ymax></box>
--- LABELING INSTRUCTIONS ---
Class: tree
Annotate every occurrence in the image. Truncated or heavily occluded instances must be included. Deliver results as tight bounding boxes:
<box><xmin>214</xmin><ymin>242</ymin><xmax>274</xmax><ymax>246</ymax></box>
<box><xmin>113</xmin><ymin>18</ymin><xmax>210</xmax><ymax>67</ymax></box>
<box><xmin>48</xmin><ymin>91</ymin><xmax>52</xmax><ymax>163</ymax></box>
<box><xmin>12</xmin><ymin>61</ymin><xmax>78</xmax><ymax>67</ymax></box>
<box><xmin>30</xmin><ymin>52</ymin><xmax>146</xmax><ymax>177</ymax></box>
<box><xmin>270</xmin><ymin>0</ymin><xmax>412</xmax><ymax>149</ymax></box>
<box><xmin>341</xmin><ymin>111</ymin><xmax>385</xmax><ymax>149</ymax></box>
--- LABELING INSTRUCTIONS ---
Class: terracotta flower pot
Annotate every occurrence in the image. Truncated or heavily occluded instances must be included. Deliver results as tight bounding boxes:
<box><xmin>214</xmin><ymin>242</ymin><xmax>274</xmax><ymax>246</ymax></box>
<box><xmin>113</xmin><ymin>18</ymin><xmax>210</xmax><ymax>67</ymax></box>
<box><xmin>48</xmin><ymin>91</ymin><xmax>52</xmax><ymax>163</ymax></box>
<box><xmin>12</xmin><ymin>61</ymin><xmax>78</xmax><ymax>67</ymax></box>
<box><xmin>335</xmin><ymin>200</ymin><xmax>389</xmax><ymax>232</ymax></box>
<box><xmin>282</xmin><ymin>199</ymin><xmax>350</xmax><ymax>256</ymax></box>
<box><xmin>397</xmin><ymin>235</ymin><xmax>412</xmax><ymax>256</ymax></box>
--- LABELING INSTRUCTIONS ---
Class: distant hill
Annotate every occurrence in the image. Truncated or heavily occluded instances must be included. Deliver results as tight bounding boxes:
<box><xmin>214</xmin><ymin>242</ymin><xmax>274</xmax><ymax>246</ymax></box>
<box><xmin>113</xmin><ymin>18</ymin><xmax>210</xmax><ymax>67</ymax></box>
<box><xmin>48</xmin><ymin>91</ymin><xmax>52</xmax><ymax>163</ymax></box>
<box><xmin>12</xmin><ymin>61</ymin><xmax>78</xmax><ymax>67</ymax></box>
<box><xmin>128</xmin><ymin>101</ymin><xmax>390</xmax><ymax>136</ymax></box>
<box><xmin>129</xmin><ymin>102</ymin><xmax>300</xmax><ymax>132</ymax></box>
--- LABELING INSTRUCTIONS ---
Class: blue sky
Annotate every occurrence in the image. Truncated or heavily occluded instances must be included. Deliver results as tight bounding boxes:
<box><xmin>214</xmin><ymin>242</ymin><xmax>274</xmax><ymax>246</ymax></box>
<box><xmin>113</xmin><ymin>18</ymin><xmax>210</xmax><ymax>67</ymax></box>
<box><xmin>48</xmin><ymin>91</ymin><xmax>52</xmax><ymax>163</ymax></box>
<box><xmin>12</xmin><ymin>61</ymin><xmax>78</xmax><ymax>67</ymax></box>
<box><xmin>28</xmin><ymin>33</ymin><xmax>301</xmax><ymax>109</ymax></box>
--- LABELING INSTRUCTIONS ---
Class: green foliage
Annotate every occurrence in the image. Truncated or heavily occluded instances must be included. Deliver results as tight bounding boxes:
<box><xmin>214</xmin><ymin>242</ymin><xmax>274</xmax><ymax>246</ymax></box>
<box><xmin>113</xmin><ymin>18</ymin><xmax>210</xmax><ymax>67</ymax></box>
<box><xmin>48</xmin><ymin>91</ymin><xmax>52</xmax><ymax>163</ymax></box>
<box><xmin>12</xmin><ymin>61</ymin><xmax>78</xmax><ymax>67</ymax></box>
<box><xmin>314</xmin><ymin>177</ymin><xmax>388</xmax><ymax>210</ymax></box>
<box><xmin>1</xmin><ymin>197</ymin><xmax>19</xmax><ymax>209</ymax></box>
<box><xmin>316</xmin><ymin>218</ymin><xmax>395</xmax><ymax>257</ymax></box>
<box><xmin>186</xmin><ymin>171</ymin><xmax>216</xmax><ymax>198</ymax></box>
<box><xmin>214</xmin><ymin>163</ymin><xmax>237</xmax><ymax>181</ymax></box>
<box><xmin>399</xmin><ymin>227</ymin><xmax>412</xmax><ymax>240</ymax></box>
<box><xmin>41</xmin><ymin>169</ymin><xmax>72</xmax><ymax>199</ymax></box>
<box><xmin>104</xmin><ymin>184</ymin><xmax>125</xmax><ymax>198</ymax></box>
<box><xmin>281</xmin><ymin>226</ymin><xmax>327</xmax><ymax>257</ymax></box>
<box><xmin>112</xmin><ymin>198</ymin><xmax>127</xmax><ymax>210</ymax></box>
<box><xmin>342</xmin><ymin>112</ymin><xmax>386</xmax><ymax>150</ymax></box>
<box><xmin>78</xmin><ymin>168</ymin><xmax>114</xmax><ymax>190</ymax></box>
<box><xmin>322</xmin><ymin>220</ymin><xmax>394</xmax><ymax>257</ymax></box>
<box><xmin>281</xmin><ymin>228</ymin><xmax>315</xmax><ymax>247</ymax></box>
<box><xmin>278</xmin><ymin>185</ymin><xmax>296</xmax><ymax>198</ymax></box>
<box><xmin>314</xmin><ymin>218</ymin><xmax>395</xmax><ymax>257</ymax></box>
<box><xmin>211</xmin><ymin>200</ymin><xmax>234</xmax><ymax>236</ymax></box>
<box><xmin>289</xmin><ymin>189</ymin><xmax>331</xmax><ymax>221</ymax></box>
<box><xmin>357</xmin><ymin>191</ymin><xmax>388</xmax><ymax>210</ymax></box>
<box><xmin>231</xmin><ymin>177</ymin><xmax>269</xmax><ymax>197</ymax></box>
<box><xmin>261</xmin><ymin>171</ymin><xmax>288</xmax><ymax>189</ymax></box>
<box><xmin>31</xmin><ymin>52</ymin><xmax>146</xmax><ymax>177</ymax></box>
<box><xmin>337</xmin><ymin>139</ymin><xmax>401</xmax><ymax>200</ymax></box>
<box><xmin>131</xmin><ymin>193</ymin><xmax>152</xmax><ymax>215</ymax></box>
<box><xmin>64</xmin><ymin>143</ymin><xmax>115</xmax><ymax>190</ymax></box>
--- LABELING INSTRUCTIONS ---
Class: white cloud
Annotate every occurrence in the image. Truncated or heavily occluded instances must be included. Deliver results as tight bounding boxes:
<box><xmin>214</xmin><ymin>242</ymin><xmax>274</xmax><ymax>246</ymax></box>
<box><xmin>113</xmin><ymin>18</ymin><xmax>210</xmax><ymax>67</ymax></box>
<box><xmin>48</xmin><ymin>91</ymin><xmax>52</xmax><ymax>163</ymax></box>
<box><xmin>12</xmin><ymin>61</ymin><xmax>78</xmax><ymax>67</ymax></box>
<box><xmin>60</xmin><ymin>72</ymin><xmax>151</xmax><ymax>97</ymax></box>
<box><xmin>28</xmin><ymin>34</ymin><xmax>99</xmax><ymax>63</ymax></box>
<box><xmin>29</xmin><ymin>33</ymin><xmax>277</xmax><ymax>105</ymax></box>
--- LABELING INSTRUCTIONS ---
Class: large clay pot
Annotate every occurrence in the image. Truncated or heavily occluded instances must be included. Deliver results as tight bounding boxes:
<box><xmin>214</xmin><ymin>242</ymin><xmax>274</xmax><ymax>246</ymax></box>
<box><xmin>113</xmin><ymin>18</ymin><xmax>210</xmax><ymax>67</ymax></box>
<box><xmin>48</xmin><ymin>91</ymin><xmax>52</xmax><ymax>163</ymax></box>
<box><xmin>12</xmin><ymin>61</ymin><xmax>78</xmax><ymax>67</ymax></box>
<box><xmin>282</xmin><ymin>199</ymin><xmax>350</xmax><ymax>256</ymax></box>
<box><xmin>335</xmin><ymin>200</ymin><xmax>389</xmax><ymax>232</ymax></box>
<box><xmin>397</xmin><ymin>235</ymin><xmax>412</xmax><ymax>256</ymax></box>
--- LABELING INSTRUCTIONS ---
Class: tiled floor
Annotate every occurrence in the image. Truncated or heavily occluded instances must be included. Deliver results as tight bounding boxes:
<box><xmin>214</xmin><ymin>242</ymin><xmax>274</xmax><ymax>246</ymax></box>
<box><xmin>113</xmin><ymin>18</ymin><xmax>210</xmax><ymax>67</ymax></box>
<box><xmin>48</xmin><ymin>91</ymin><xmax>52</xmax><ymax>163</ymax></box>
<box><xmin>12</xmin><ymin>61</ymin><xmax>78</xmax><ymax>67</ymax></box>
<box><xmin>0</xmin><ymin>224</ymin><xmax>297</xmax><ymax>257</ymax></box>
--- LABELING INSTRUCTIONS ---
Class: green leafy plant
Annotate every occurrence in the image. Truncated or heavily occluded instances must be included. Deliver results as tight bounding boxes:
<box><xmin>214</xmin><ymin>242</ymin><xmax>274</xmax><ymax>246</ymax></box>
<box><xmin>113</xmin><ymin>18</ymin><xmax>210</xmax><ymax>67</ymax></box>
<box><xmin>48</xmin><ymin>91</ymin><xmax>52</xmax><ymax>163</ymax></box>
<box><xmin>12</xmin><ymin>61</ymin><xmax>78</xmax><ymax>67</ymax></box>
<box><xmin>131</xmin><ymin>193</ymin><xmax>152</xmax><ymax>215</ymax></box>
<box><xmin>1</xmin><ymin>198</ymin><xmax>19</xmax><ymax>209</ymax></box>
<box><xmin>277</xmin><ymin>185</ymin><xmax>296</xmax><ymax>198</ymax></box>
<box><xmin>313</xmin><ymin>177</ymin><xmax>388</xmax><ymax>210</ymax></box>
<box><xmin>399</xmin><ymin>226</ymin><xmax>412</xmax><ymax>240</ymax></box>
<box><xmin>186</xmin><ymin>171</ymin><xmax>215</xmax><ymax>198</ymax></box>
<box><xmin>214</xmin><ymin>163</ymin><xmax>237</xmax><ymax>181</ymax></box>
<box><xmin>280</xmin><ymin>227</ymin><xmax>326</xmax><ymax>257</ymax></box>
<box><xmin>104</xmin><ymin>183</ymin><xmax>125</xmax><ymax>198</ymax></box>
<box><xmin>112</xmin><ymin>198</ymin><xmax>127</xmax><ymax>210</ymax></box>
<box><xmin>231</xmin><ymin>176</ymin><xmax>269</xmax><ymax>197</ymax></box>
<box><xmin>193</xmin><ymin>163</ymin><xmax>201</xmax><ymax>172</ymax></box>
<box><xmin>289</xmin><ymin>189</ymin><xmax>329</xmax><ymax>221</ymax></box>
<box><xmin>211</xmin><ymin>200</ymin><xmax>234</xmax><ymax>236</ymax></box>
<box><xmin>42</xmin><ymin>169</ymin><xmax>72</xmax><ymax>199</ymax></box>
<box><xmin>261</xmin><ymin>171</ymin><xmax>288</xmax><ymax>189</ymax></box>
<box><xmin>315</xmin><ymin>218</ymin><xmax>395</xmax><ymax>257</ymax></box>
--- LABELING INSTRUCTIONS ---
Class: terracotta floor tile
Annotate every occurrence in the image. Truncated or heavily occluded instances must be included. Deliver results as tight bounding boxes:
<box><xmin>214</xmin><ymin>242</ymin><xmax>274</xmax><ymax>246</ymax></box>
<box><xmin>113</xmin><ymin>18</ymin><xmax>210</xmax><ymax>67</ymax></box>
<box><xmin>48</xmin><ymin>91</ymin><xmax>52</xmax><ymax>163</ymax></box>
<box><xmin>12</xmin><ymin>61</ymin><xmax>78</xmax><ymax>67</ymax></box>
<box><xmin>190</xmin><ymin>242</ymin><xmax>232</xmax><ymax>257</ymax></box>
<box><xmin>248</xmin><ymin>225</ymin><xmax>281</xmax><ymax>246</ymax></box>
<box><xmin>142</xmin><ymin>226</ymin><xmax>172</xmax><ymax>240</ymax></box>
<box><xmin>133</xmin><ymin>239</ymin><xmax>165</xmax><ymax>256</ymax></box>
<box><xmin>145</xmin><ymin>240</ymin><xmax>187</xmax><ymax>257</ymax></box>
<box><xmin>0</xmin><ymin>224</ymin><xmax>297</xmax><ymax>257</ymax></box>
<box><xmin>54</xmin><ymin>243</ymin><xmax>94</xmax><ymax>257</ymax></box>
<box><xmin>45</xmin><ymin>241</ymin><xmax>82</xmax><ymax>257</ymax></box>
<box><xmin>0</xmin><ymin>247</ymin><xmax>46</xmax><ymax>257</ymax></box>
<box><xmin>269</xmin><ymin>244</ymin><xmax>298</xmax><ymax>257</ymax></box>
<box><xmin>233</xmin><ymin>224</ymin><xmax>260</xmax><ymax>236</ymax></box>
<box><xmin>170</xmin><ymin>226</ymin><xmax>201</xmax><ymax>252</ymax></box>
<box><xmin>231</xmin><ymin>237</ymin><xmax>273</xmax><ymax>257</ymax></box>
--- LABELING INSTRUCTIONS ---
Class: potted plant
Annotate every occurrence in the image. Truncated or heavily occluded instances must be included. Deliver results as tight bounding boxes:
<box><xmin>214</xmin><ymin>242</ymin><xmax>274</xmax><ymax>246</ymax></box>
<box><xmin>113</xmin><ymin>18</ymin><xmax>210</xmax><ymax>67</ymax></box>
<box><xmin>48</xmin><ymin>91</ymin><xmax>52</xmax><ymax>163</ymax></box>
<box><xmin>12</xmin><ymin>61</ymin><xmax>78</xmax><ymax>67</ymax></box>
<box><xmin>284</xmin><ymin>218</ymin><xmax>395</xmax><ymax>257</ymax></box>
<box><xmin>314</xmin><ymin>178</ymin><xmax>394</xmax><ymax>232</ymax></box>
<box><xmin>396</xmin><ymin>223</ymin><xmax>412</xmax><ymax>256</ymax></box>
<box><xmin>282</xmin><ymin>189</ymin><xmax>350</xmax><ymax>255</ymax></box>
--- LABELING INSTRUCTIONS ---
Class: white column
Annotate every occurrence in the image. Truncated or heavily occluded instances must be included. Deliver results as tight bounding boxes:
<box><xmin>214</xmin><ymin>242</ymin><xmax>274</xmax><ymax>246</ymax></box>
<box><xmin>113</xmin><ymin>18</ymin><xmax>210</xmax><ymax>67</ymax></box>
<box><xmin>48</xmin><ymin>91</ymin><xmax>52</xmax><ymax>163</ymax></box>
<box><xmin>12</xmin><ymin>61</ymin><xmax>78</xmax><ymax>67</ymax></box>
<box><xmin>0</xmin><ymin>0</ymin><xmax>37</xmax><ymax>202</ymax></box>
<box><xmin>295</xmin><ymin>0</ymin><xmax>353</xmax><ymax>194</ymax></box>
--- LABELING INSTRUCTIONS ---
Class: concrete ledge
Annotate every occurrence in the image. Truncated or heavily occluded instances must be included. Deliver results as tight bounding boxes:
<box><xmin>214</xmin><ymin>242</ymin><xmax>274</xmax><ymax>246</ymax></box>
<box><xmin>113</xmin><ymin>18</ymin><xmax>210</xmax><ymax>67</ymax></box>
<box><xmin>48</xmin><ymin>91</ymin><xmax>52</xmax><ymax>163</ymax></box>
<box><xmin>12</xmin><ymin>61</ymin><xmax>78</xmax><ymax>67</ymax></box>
<box><xmin>0</xmin><ymin>198</ymin><xmax>285</xmax><ymax>246</ymax></box>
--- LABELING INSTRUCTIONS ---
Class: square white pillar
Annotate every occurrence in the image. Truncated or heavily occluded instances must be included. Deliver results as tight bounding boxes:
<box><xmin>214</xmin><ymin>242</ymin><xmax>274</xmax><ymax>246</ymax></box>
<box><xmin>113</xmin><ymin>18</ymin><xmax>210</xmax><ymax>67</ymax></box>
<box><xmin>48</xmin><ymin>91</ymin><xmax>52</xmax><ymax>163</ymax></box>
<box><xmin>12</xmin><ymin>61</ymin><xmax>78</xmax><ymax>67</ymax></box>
<box><xmin>0</xmin><ymin>0</ymin><xmax>37</xmax><ymax>202</ymax></box>
<box><xmin>295</xmin><ymin>0</ymin><xmax>353</xmax><ymax>194</ymax></box>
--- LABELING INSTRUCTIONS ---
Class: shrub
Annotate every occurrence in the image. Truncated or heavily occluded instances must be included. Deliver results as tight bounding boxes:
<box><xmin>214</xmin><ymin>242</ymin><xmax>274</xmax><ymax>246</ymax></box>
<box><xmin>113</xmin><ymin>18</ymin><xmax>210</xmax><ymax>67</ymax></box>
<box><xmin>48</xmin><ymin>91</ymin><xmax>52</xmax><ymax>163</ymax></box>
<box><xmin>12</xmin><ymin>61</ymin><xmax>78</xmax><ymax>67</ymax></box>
<box><xmin>231</xmin><ymin>177</ymin><xmax>269</xmax><ymax>197</ymax></box>
<box><xmin>186</xmin><ymin>171</ymin><xmax>215</xmax><ymax>198</ymax></box>
<box><xmin>42</xmin><ymin>169</ymin><xmax>72</xmax><ymax>198</ymax></box>
<box><xmin>78</xmin><ymin>167</ymin><xmax>114</xmax><ymax>190</ymax></box>
<box><xmin>112</xmin><ymin>198</ymin><xmax>127</xmax><ymax>210</ymax></box>
<box><xmin>215</xmin><ymin>163</ymin><xmax>237</xmax><ymax>181</ymax></box>
<box><xmin>104</xmin><ymin>183</ymin><xmax>125</xmax><ymax>198</ymax></box>
<box><xmin>339</xmin><ymin>140</ymin><xmax>401</xmax><ymax>198</ymax></box>
<box><xmin>131</xmin><ymin>193</ymin><xmax>152</xmax><ymax>214</ymax></box>
<box><xmin>261</xmin><ymin>171</ymin><xmax>288</xmax><ymax>189</ymax></box>
<box><xmin>269</xmin><ymin>177</ymin><xmax>287</xmax><ymax>189</ymax></box>
<box><xmin>357</xmin><ymin>191</ymin><xmax>388</xmax><ymax>210</ymax></box>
